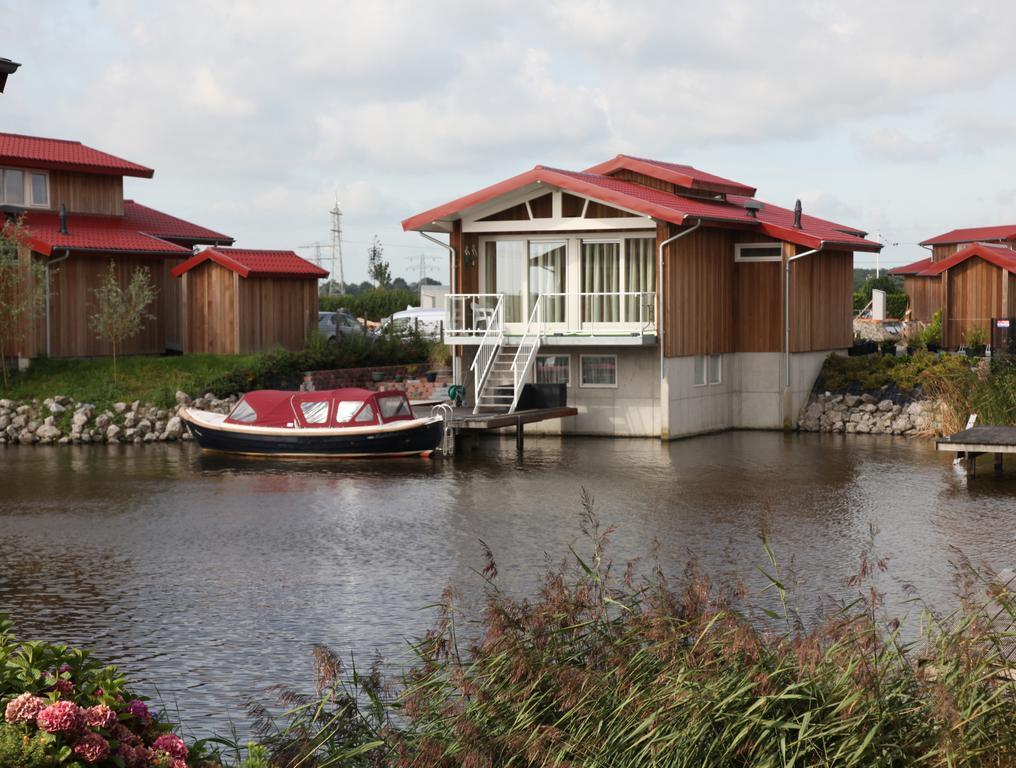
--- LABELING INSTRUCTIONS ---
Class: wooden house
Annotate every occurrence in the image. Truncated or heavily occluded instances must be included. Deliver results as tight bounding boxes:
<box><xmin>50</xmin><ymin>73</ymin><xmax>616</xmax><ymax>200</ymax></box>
<box><xmin>892</xmin><ymin>235</ymin><xmax>1016</xmax><ymax>347</ymax></box>
<box><xmin>402</xmin><ymin>155</ymin><xmax>881</xmax><ymax>439</ymax></box>
<box><xmin>171</xmin><ymin>247</ymin><xmax>327</xmax><ymax>354</ymax></box>
<box><xmin>3</xmin><ymin>132</ymin><xmax>233</xmax><ymax>359</ymax></box>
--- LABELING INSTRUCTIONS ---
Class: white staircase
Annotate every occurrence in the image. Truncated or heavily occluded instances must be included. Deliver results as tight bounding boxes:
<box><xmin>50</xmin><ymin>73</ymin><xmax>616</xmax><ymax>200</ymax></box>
<box><xmin>472</xmin><ymin>295</ymin><xmax>544</xmax><ymax>414</ymax></box>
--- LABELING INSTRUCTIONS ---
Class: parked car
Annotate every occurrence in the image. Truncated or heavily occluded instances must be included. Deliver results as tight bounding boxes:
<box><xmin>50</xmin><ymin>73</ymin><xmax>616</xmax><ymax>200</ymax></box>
<box><xmin>376</xmin><ymin>306</ymin><xmax>445</xmax><ymax>340</ymax></box>
<box><xmin>318</xmin><ymin>311</ymin><xmax>364</xmax><ymax>343</ymax></box>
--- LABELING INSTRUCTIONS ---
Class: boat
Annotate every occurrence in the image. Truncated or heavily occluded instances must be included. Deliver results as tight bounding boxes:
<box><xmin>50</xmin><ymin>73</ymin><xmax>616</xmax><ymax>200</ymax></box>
<box><xmin>180</xmin><ymin>388</ymin><xmax>445</xmax><ymax>458</ymax></box>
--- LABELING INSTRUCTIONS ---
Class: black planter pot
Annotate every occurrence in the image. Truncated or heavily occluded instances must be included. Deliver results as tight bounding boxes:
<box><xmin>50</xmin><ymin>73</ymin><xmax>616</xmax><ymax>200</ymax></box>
<box><xmin>425</xmin><ymin>371</ymin><xmax>438</xmax><ymax>383</ymax></box>
<box><xmin>966</xmin><ymin>345</ymin><xmax>987</xmax><ymax>357</ymax></box>
<box><xmin>926</xmin><ymin>342</ymin><xmax>940</xmax><ymax>353</ymax></box>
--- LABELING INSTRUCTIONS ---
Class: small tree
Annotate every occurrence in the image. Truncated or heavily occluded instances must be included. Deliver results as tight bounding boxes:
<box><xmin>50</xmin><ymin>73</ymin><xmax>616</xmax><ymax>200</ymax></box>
<box><xmin>367</xmin><ymin>235</ymin><xmax>391</xmax><ymax>289</ymax></box>
<box><xmin>88</xmin><ymin>260</ymin><xmax>158</xmax><ymax>385</ymax></box>
<box><xmin>0</xmin><ymin>218</ymin><xmax>47</xmax><ymax>387</ymax></box>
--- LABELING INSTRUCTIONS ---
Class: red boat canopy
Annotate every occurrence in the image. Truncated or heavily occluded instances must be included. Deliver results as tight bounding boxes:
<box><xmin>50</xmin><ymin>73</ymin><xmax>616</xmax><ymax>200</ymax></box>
<box><xmin>224</xmin><ymin>389</ymin><xmax>415</xmax><ymax>428</ymax></box>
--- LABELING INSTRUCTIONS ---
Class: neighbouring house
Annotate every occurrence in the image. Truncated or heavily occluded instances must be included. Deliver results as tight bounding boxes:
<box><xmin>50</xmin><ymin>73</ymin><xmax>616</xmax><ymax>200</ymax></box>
<box><xmin>171</xmin><ymin>247</ymin><xmax>327</xmax><ymax>354</ymax></box>
<box><xmin>402</xmin><ymin>155</ymin><xmax>881</xmax><ymax>439</ymax></box>
<box><xmin>892</xmin><ymin>226</ymin><xmax>1016</xmax><ymax>347</ymax></box>
<box><xmin>3</xmin><ymin>131</ymin><xmax>233</xmax><ymax>360</ymax></box>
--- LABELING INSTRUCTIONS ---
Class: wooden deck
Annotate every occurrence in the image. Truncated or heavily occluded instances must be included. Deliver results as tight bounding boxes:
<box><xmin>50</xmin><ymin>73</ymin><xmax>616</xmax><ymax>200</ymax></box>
<box><xmin>447</xmin><ymin>405</ymin><xmax>577</xmax><ymax>431</ymax></box>
<box><xmin>937</xmin><ymin>425</ymin><xmax>1016</xmax><ymax>477</ymax></box>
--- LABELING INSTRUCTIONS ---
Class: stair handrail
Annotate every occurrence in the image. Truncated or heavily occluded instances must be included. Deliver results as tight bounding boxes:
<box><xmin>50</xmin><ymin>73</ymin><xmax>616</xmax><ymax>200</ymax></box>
<box><xmin>508</xmin><ymin>294</ymin><xmax>544</xmax><ymax>413</ymax></box>
<box><xmin>470</xmin><ymin>294</ymin><xmax>504</xmax><ymax>412</ymax></box>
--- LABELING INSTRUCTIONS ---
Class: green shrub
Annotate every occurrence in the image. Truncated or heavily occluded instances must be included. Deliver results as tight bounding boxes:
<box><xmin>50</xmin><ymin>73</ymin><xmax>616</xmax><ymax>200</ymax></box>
<box><xmin>0</xmin><ymin>724</ymin><xmax>52</xmax><ymax>768</ymax></box>
<box><xmin>318</xmin><ymin>289</ymin><xmax>419</xmax><ymax>321</ymax></box>
<box><xmin>918</xmin><ymin>310</ymin><xmax>943</xmax><ymax>348</ymax></box>
<box><xmin>964</xmin><ymin>323</ymin><xmax>988</xmax><ymax>348</ymax></box>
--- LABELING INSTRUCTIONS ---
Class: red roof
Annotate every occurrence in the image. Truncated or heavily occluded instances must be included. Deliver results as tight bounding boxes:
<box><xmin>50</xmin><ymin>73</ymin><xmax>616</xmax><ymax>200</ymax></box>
<box><xmin>920</xmin><ymin>225</ymin><xmax>1016</xmax><ymax>247</ymax></box>
<box><xmin>583</xmin><ymin>155</ymin><xmax>757</xmax><ymax>197</ymax></box>
<box><xmin>19</xmin><ymin>210</ymin><xmax>191</xmax><ymax>256</ymax></box>
<box><xmin>123</xmin><ymin>201</ymin><xmax>233</xmax><ymax>246</ymax></box>
<box><xmin>171</xmin><ymin>247</ymin><xmax>328</xmax><ymax>279</ymax></box>
<box><xmin>402</xmin><ymin>161</ymin><xmax>880</xmax><ymax>252</ymax></box>
<box><xmin>0</xmin><ymin>132</ymin><xmax>154</xmax><ymax>178</ymax></box>
<box><xmin>918</xmin><ymin>242</ymin><xmax>1016</xmax><ymax>276</ymax></box>
<box><xmin>889</xmin><ymin>257</ymin><xmax>934</xmax><ymax>276</ymax></box>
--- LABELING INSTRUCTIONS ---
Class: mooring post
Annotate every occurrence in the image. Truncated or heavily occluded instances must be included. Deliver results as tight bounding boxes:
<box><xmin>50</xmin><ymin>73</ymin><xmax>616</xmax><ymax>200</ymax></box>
<box><xmin>516</xmin><ymin>417</ymin><xmax>524</xmax><ymax>452</ymax></box>
<box><xmin>996</xmin><ymin>453</ymin><xmax>1004</xmax><ymax>475</ymax></box>
<box><xmin>967</xmin><ymin>452</ymin><xmax>977</xmax><ymax>478</ymax></box>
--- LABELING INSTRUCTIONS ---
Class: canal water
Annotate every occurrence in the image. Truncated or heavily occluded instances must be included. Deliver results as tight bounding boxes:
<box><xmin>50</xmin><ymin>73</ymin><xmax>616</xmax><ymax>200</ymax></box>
<box><xmin>2</xmin><ymin>432</ymin><xmax>1015</xmax><ymax>739</ymax></box>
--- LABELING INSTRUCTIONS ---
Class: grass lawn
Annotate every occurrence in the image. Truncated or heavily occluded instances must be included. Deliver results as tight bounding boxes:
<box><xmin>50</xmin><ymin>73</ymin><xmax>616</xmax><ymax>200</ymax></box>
<box><xmin>0</xmin><ymin>354</ymin><xmax>256</xmax><ymax>412</ymax></box>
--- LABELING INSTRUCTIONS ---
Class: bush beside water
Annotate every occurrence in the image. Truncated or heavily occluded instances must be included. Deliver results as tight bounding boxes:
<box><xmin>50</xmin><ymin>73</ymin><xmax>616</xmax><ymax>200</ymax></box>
<box><xmin>7</xmin><ymin>503</ymin><xmax>1016</xmax><ymax>766</ymax></box>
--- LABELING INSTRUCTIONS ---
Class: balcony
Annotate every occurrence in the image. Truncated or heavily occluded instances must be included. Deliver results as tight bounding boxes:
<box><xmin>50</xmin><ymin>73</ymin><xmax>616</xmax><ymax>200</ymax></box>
<box><xmin>444</xmin><ymin>292</ymin><xmax>657</xmax><ymax>346</ymax></box>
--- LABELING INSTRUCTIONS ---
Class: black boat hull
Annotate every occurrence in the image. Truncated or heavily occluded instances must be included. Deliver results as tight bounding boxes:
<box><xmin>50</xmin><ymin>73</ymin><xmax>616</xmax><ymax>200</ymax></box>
<box><xmin>183</xmin><ymin>417</ymin><xmax>445</xmax><ymax>458</ymax></box>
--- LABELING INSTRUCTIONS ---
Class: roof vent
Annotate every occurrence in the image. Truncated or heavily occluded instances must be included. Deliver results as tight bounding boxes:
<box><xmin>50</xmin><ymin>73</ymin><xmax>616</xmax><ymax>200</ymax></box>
<box><xmin>743</xmin><ymin>199</ymin><xmax>763</xmax><ymax>218</ymax></box>
<box><xmin>793</xmin><ymin>199</ymin><xmax>802</xmax><ymax>229</ymax></box>
<box><xmin>58</xmin><ymin>204</ymin><xmax>68</xmax><ymax>235</ymax></box>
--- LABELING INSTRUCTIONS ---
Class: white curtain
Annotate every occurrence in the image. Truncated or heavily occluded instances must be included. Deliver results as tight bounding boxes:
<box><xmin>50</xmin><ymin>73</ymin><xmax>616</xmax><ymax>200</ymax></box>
<box><xmin>529</xmin><ymin>242</ymin><xmax>566</xmax><ymax>322</ymax></box>
<box><xmin>582</xmin><ymin>242</ymin><xmax>620</xmax><ymax>322</ymax></box>
<box><xmin>484</xmin><ymin>241</ymin><xmax>524</xmax><ymax>322</ymax></box>
<box><xmin>626</xmin><ymin>237</ymin><xmax>655</xmax><ymax>324</ymax></box>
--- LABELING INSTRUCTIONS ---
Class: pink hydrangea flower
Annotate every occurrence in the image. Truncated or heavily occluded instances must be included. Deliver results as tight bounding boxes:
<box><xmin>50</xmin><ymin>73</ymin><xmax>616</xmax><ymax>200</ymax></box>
<box><xmin>4</xmin><ymin>692</ymin><xmax>46</xmax><ymax>723</ymax></box>
<box><xmin>152</xmin><ymin>733</ymin><xmax>189</xmax><ymax>760</ymax></box>
<box><xmin>37</xmin><ymin>700</ymin><xmax>85</xmax><ymax>733</ymax></box>
<box><xmin>73</xmin><ymin>732</ymin><xmax>111</xmax><ymax>764</ymax></box>
<box><xmin>84</xmin><ymin>703</ymin><xmax>117</xmax><ymax>729</ymax></box>
<box><xmin>54</xmin><ymin>678</ymin><xmax>75</xmax><ymax>696</ymax></box>
<box><xmin>116</xmin><ymin>742</ymin><xmax>149</xmax><ymax>768</ymax></box>
<box><xmin>123</xmin><ymin>699</ymin><xmax>151</xmax><ymax>723</ymax></box>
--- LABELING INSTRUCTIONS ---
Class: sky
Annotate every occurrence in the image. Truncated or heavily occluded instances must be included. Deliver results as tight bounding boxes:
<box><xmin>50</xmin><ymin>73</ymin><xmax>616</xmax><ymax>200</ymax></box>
<box><xmin>4</xmin><ymin>0</ymin><xmax>1016</xmax><ymax>283</ymax></box>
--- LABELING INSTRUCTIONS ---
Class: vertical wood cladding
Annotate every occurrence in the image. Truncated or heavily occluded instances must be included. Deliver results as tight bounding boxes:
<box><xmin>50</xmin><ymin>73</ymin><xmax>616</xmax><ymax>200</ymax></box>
<box><xmin>903</xmin><ymin>275</ymin><xmax>942</xmax><ymax>323</ymax></box>
<box><xmin>661</xmin><ymin>225</ymin><xmax>853</xmax><ymax>356</ymax></box>
<box><xmin>48</xmin><ymin>172</ymin><xmax>124</xmax><ymax>216</ymax></box>
<box><xmin>944</xmin><ymin>257</ymin><xmax>1003</xmax><ymax>347</ymax></box>
<box><xmin>932</xmin><ymin>244</ymin><xmax>959</xmax><ymax>263</ymax></box>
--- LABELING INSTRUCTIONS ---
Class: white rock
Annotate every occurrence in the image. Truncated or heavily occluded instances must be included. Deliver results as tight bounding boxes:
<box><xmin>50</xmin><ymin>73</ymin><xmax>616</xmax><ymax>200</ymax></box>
<box><xmin>164</xmin><ymin>416</ymin><xmax>183</xmax><ymax>440</ymax></box>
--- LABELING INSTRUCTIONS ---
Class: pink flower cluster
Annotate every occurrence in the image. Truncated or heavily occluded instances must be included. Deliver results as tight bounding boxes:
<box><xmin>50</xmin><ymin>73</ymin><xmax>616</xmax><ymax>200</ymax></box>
<box><xmin>37</xmin><ymin>700</ymin><xmax>85</xmax><ymax>733</ymax></box>
<box><xmin>152</xmin><ymin>733</ymin><xmax>189</xmax><ymax>760</ymax></box>
<box><xmin>84</xmin><ymin>703</ymin><xmax>117</xmax><ymax>729</ymax></box>
<box><xmin>4</xmin><ymin>692</ymin><xmax>45</xmax><ymax>723</ymax></box>
<box><xmin>73</xmin><ymin>731</ymin><xmax>111</xmax><ymax>764</ymax></box>
<box><xmin>124</xmin><ymin>698</ymin><xmax>152</xmax><ymax>724</ymax></box>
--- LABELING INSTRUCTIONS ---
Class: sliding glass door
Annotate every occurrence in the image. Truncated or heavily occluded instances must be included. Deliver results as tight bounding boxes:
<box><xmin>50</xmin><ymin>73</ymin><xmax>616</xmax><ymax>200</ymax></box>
<box><xmin>528</xmin><ymin>241</ymin><xmax>566</xmax><ymax>323</ymax></box>
<box><xmin>626</xmin><ymin>237</ymin><xmax>655</xmax><ymax>325</ymax></box>
<box><xmin>483</xmin><ymin>241</ymin><xmax>525</xmax><ymax>322</ymax></box>
<box><xmin>581</xmin><ymin>241</ymin><xmax>621</xmax><ymax>322</ymax></box>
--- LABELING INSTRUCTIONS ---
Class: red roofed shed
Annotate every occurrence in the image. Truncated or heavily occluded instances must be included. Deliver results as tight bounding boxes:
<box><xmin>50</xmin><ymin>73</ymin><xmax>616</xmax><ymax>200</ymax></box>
<box><xmin>172</xmin><ymin>248</ymin><xmax>327</xmax><ymax>354</ymax></box>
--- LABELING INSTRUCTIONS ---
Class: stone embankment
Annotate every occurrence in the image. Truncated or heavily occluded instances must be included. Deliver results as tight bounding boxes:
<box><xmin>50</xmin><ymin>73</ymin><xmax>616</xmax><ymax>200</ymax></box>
<box><xmin>0</xmin><ymin>391</ymin><xmax>235</xmax><ymax>446</ymax></box>
<box><xmin>798</xmin><ymin>391</ymin><xmax>944</xmax><ymax>436</ymax></box>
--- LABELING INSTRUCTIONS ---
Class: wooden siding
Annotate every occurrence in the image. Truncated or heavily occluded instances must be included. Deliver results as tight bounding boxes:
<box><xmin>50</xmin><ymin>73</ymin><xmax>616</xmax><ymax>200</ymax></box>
<box><xmin>788</xmin><ymin>248</ymin><xmax>854</xmax><ymax>352</ymax></box>
<box><xmin>931</xmin><ymin>244</ymin><xmax>959</xmax><ymax>263</ymax></box>
<box><xmin>182</xmin><ymin>261</ymin><xmax>316</xmax><ymax>355</ymax></box>
<box><xmin>661</xmin><ymin>223</ymin><xmax>735</xmax><ymax>357</ymax></box>
<box><xmin>943</xmin><ymin>257</ymin><xmax>1003</xmax><ymax>347</ymax></box>
<box><xmin>611</xmin><ymin>169</ymin><xmax>675</xmax><ymax>193</ymax></box>
<box><xmin>735</xmin><ymin>259</ymin><xmax>782</xmax><ymax>352</ymax></box>
<box><xmin>163</xmin><ymin>259</ymin><xmax>184</xmax><ymax>350</ymax></box>
<box><xmin>35</xmin><ymin>254</ymin><xmax>166</xmax><ymax>357</ymax></box>
<box><xmin>48</xmin><ymin>172</ymin><xmax>124</xmax><ymax>216</ymax></box>
<box><xmin>902</xmin><ymin>275</ymin><xmax>942</xmax><ymax>323</ymax></box>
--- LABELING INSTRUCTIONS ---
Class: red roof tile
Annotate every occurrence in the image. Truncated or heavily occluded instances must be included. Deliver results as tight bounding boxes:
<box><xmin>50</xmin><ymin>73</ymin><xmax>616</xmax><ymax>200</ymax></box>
<box><xmin>19</xmin><ymin>210</ymin><xmax>190</xmax><ymax>256</ymax></box>
<box><xmin>919</xmin><ymin>242</ymin><xmax>1016</xmax><ymax>276</ymax></box>
<box><xmin>920</xmin><ymin>225</ymin><xmax>1016</xmax><ymax>247</ymax></box>
<box><xmin>402</xmin><ymin>162</ymin><xmax>881</xmax><ymax>252</ymax></box>
<box><xmin>123</xmin><ymin>200</ymin><xmax>233</xmax><ymax>246</ymax></box>
<box><xmin>889</xmin><ymin>257</ymin><xmax>934</xmax><ymax>276</ymax></box>
<box><xmin>0</xmin><ymin>132</ymin><xmax>154</xmax><ymax>178</ymax></box>
<box><xmin>583</xmin><ymin>155</ymin><xmax>757</xmax><ymax>197</ymax></box>
<box><xmin>171</xmin><ymin>248</ymin><xmax>328</xmax><ymax>279</ymax></box>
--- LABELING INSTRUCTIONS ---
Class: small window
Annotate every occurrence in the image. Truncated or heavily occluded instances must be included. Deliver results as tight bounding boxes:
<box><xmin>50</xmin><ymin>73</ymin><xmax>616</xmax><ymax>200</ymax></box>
<box><xmin>30</xmin><ymin>173</ymin><xmax>48</xmax><ymax>207</ymax></box>
<box><xmin>708</xmin><ymin>355</ymin><xmax>722</xmax><ymax>385</ymax></box>
<box><xmin>694</xmin><ymin>356</ymin><xmax>707</xmax><ymax>387</ymax></box>
<box><xmin>334</xmin><ymin>401</ymin><xmax>362</xmax><ymax>423</ymax></box>
<box><xmin>735</xmin><ymin>243</ymin><xmax>783</xmax><ymax>262</ymax></box>
<box><xmin>300</xmin><ymin>401</ymin><xmax>330</xmax><ymax>424</ymax></box>
<box><xmin>580</xmin><ymin>355</ymin><xmax>617</xmax><ymax>388</ymax></box>
<box><xmin>4</xmin><ymin>169</ymin><xmax>24</xmax><ymax>206</ymax></box>
<box><xmin>354</xmin><ymin>403</ymin><xmax>375</xmax><ymax>423</ymax></box>
<box><xmin>378</xmin><ymin>396</ymin><xmax>412</xmax><ymax>420</ymax></box>
<box><xmin>228</xmin><ymin>399</ymin><xmax>257</xmax><ymax>423</ymax></box>
<box><xmin>536</xmin><ymin>354</ymin><xmax>570</xmax><ymax>385</ymax></box>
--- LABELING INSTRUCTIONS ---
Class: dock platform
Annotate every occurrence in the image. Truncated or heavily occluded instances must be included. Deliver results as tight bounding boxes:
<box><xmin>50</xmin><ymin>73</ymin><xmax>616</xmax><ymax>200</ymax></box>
<box><xmin>427</xmin><ymin>404</ymin><xmax>578</xmax><ymax>452</ymax></box>
<box><xmin>937</xmin><ymin>425</ymin><xmax>1016</xmax><ymax>477</ymax></box>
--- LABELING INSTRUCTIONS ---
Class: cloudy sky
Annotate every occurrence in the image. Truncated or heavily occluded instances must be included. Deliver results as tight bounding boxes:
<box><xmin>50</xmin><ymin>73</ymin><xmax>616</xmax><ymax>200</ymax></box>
<box><xmin>4</xmin><ymin>0</ymin><xmax>1016</xmax><ymax>282</ymax></box>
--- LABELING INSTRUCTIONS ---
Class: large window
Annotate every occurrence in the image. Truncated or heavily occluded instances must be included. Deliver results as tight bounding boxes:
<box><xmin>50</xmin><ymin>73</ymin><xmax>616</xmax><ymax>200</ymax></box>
<box><xmin>581</xmin><ymin>241</ymin><xmax>620</xmax><ymax>322</ymax></box>
<box><xmin>580</xmin><ymin>355</ymin><xmax>617</xmax><ymax>388</ymax></box>
<box><xmin>0</xmin><ymin>168</ymin><xmax>48</xmax><ymax>208</ymax></box>
<box><xmin>528</xmin><ymin>241</ymin><xmax>566</xmax><ymax>322</ymax></box>
<box><xmin>536</xmin><ymin>354</ymin><xmax>570</xmax><ymax>385</ymax></box>
<box><xmin>626</xmin><ymin>237</ymin><xmax>656</xmax><ymax>322</ymax></box>
<box><xmin>483</xmin><ymin>240</ymin><xmax>525</xmax><ymax>322</ymax></box>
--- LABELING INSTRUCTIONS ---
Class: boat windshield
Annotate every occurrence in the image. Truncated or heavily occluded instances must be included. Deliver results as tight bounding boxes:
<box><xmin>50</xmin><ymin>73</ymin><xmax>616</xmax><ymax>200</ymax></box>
<box><xmin>377</xmin><ymin>394</ymin><xmax>413</xmax><ymax>421</ymax></box>
<box><xmin>228</xmin><ymin>398</ymin><xmax>257</xmax><ymax>423</ymax></box>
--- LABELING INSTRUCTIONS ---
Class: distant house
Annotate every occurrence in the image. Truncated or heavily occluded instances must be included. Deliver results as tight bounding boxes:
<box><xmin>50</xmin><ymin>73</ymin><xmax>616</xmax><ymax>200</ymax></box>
<box><xmin>892</xmin><ymin>226</ymin><xmax>1016</xmax><ymax>347</ymax></box>
<box><xmin>171</xmin><ymin>247</ymin><xmax>327</xmax><ymax>354</ymax></box>
<box><xmin>403</xmin><ymin>155</ymin><xmax>881</xmax><ymax>438</ymax></box>
<box><xmin>3</xmin><ymin>132</ymin><xmax>233</xmax><ymax>359</ymax></box>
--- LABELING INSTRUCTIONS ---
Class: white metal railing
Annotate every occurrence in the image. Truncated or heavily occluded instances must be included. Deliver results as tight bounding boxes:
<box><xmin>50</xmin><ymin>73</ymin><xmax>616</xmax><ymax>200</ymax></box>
<box><xmin>509</xmin><ymin>295</ymin><xmax>544</xmax><ymax>413</ymax></box>
<box><xmin>445</xmin><ymin>291</ymin><xmax>657</xmax><ymax>338</ymax></box>
<box><xmin>469</xmin><ymin>295</ymin><xmax>504</xmax><ymax>412</ymax></box>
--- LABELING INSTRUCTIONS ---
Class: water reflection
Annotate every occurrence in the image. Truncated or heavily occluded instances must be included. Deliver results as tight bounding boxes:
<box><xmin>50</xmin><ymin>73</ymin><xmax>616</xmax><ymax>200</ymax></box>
<box><xmin>1</xmin><ymin>433</ymin><xmax>1015</xmax><ymax>738</ymax></box>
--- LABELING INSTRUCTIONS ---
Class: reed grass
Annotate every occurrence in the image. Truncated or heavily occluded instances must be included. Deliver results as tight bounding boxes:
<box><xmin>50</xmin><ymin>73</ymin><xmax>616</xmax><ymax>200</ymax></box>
<box><xmin>248</xmin><ymin>496</ymin><xmax>1016</xmax><ymax>767</ymax></box>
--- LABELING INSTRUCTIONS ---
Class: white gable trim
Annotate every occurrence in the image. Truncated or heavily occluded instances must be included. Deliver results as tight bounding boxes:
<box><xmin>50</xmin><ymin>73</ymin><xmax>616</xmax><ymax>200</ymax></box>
<box><xmin>462</xmin><ymin>188</ymin><xmax>654</xmax><ymax>233</ymax></box>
